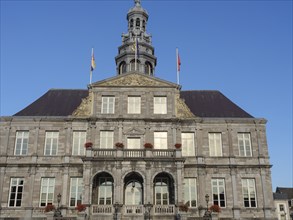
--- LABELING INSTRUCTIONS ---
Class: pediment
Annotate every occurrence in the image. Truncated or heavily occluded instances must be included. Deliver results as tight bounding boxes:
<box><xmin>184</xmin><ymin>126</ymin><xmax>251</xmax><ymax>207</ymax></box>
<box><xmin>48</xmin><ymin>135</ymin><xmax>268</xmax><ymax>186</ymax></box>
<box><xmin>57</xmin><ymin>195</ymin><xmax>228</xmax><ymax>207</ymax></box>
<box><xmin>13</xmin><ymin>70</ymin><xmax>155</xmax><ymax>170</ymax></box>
<box><xmin>91</xmin><ymin>72</ymin><xmax>179</xmax><ymax>88</ymax></box>
<box><xmin>123</xmin><ymin>127</ymin><xmax>145</xmax><ymax>135</ymax></box>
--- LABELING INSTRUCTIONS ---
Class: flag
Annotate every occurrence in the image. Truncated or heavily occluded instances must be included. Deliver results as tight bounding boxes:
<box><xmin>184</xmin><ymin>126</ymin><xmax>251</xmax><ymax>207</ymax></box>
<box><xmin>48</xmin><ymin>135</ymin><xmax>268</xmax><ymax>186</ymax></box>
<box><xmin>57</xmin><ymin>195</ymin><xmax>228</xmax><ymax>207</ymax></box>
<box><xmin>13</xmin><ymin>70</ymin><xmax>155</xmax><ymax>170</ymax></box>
<box><xmin>90</xmin><ymin>49</ymin><xmax>96</xmax><ymax>71</ymax></box>
<box><xmin>177</xmin><ymin>51</ymin><xmax>181</xmax><ymax>72</ymax></box>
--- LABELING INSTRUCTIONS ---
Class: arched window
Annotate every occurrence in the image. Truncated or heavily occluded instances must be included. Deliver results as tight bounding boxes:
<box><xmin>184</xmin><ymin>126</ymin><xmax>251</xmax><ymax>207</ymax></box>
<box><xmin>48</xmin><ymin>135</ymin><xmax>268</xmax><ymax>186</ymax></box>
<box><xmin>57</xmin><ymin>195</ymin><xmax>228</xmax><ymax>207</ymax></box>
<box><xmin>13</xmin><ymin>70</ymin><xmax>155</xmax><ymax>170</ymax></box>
<box><xmin>92</xmin><ymin>172</ymin><xmax>114</xmax><ymax>205</ymax></box>
<box><xmin>130</xmin><ymin>19</ymin><xmax>134</xmax><ymax>29</ymax></box>
<box><xmin>142</xmin><ymin>20</ymin><xmax>146</xmax><ymax>30</ymax></box>
<box><xmin>124</xmin><ymin>172</ymin><xmax>144</xmax><ymax>213</ymax></box>
<box><xmin>145</xmin><ymin>62</ymin><xmax>153</xmax><ymax>75</ymax></box>
<box><xmin>130</xmin><ymin>59</ymin><xmax>140</xmax><ymax>72</ymax></box>
<box><xmin>136</xmin><ymin>18</ymin><xmax>140</xmax><ymax>28</ymax></box>
<box><xmin>154</xmin><ymin>172</ymin><xmax>175</xmax><ymax>205</ymax></box>
<box><xmin>119</xmin><ymin>62</ymin><xmax>126</xmax><ymax>74</ymax></box>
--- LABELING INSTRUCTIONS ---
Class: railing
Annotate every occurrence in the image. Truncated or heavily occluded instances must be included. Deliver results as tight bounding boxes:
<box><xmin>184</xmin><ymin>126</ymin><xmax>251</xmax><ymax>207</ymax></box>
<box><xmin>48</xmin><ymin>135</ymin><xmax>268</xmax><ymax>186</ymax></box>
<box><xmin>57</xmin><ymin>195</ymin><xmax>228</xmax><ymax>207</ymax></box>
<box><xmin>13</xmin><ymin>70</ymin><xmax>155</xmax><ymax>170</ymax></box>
<box><xmin>153</xmin><ymin>150</ymin><xmax>175</xmax><ymax>158</ymax></box>
<box><xmin>154</xmin><ymin>205</ymin><xmax>175</xmax><ymax>214</ymax></box>
<box><xmin>92</xmin><ymin>205</ymin><xmax>113</xmax><ymax>214</ymax></box>
<box><xmin>90</xmin><ymin>148</ymin><xmax>179</xmax><ymax>159</ymax></box>
<box><xmin>93</xmin><ymin>149</ymin><xmax>115</xmax><ymax>157</ymax></box>
<box><xmin>124</xmin><ymin>205</ymin><xmax>144</xmax><ymax>214</ymax></box>
<box><xmin>123</xmin><ymin>149</ymin><xmax>145</xmax><ymax>158</ymax></box>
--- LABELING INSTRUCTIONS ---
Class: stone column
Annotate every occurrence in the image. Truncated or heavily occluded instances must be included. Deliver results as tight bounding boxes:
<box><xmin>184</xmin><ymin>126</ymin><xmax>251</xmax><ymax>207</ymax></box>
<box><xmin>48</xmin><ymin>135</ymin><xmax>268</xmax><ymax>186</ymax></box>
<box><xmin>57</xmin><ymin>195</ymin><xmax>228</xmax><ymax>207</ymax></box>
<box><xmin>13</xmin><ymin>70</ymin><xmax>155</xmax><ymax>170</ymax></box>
<box><xmin>83</xmin><ymin>162</ymin><xmax>92</xmax><ymax>206</ymax></box>
<box><xmin>197</xmin><ymin>168</ymin><xmax>206</xmax><ymax>216</ymax></box>
<box><xmin>176</xmin><ymin>161</ymin><xmax>184</xmax><ymax>204</ymax></box>
<box><xmin>145</xmin><ymin>162</ymin><xmax>152</xmax><ymax>204</ymax></box>
<box><xmin>230</xmin><ymin>168</ymin><xmax>240</xmax><ymax>219</ymax></box>
<box><xmin>61</xmin><ymin>167</ymin><xmax>69</xmax><ymax>216</ymax></box>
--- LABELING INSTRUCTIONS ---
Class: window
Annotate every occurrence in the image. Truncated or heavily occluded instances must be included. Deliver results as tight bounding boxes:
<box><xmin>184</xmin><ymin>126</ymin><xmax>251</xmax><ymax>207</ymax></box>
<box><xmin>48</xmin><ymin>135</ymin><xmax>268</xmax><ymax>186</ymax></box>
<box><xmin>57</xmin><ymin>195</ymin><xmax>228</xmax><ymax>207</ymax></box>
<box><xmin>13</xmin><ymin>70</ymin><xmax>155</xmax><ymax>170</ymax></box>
<box><xmin>182</xmin><ymin>133</ymin><xmax>195</xmax><ymax>156</ymax></box>
<box><xmin>127</xmin><ymin>138</ymin><xmax>141</xmax><ymax>149</ymax></box>
<box><xmin>155</xmin><ymin>177</ymin><xmax>169</xmax><ymax>205</ymax></box>
<box><xmin>212</xmin><ymin>179</ymin><xmax>226</xmax><ymax>207</ymax></box>
<box><xmin>208</xmin><ymin>133</ymin><xmax>222</xmax><ymax>156</ymax></box>
<box><xmin>40</xmin><ymin>178</ymin><xmax>55</xmax><ymax>206</ymax></box>
<box><xmin>145</xmin><ymin>62</ymin><xmax>153</xmax><ymax>75</ymax></box>
<box><xmin>128</xmin><ymin>96</ymin><xmax>141</xmax><ymax>114</ymax></box>
<box><xmin>100</xmin><ymin>131</ymin><xmax>114</xmax><ymax>149</ymax></box>
<box><xmin>101</xmin><ymin>96</ymin><xmax>115</xmax><ymax>114</ymax></box>
<box><xmin>14</xmin><ymin>131</ymin><xmax>29</xmax><ymax>155</ymax></box>
<box><xmin>136</xmin><ymin>18</ymin><xmax>140</xmax><ymax>27</ymax></box>
<box><xmin>279</xmin><ymin>204</ymin><xmax>284</xmax><ymax>211</ymax></box>
<box><xmin>154</xmin><ymin>132</ymin><xmax>167</xmax><ymax>149</ymax></box>
<box><xmin>154</xmin><ymin>97</ymin><xmax>167</xmax><ymax>114</ymax></box>
<box><xmin>98</xmin><ymin>177</ymin><xmax>113</xmax><ymax>205</ymax></box>
<box><xmin>72</xmin><ymin>131</ymin><xmax>86</xmax><ymax>155</ymax></box>
<box><xmin>119</xmin><ymin>62</ymin><xmax>126</xmax><ymax>75</ymax></box>
<box><xmin>130</xmin><ymin>59</ymin><xmax>140</xmax><ymax>72</ymax></box>
<box><xmin>69</xmin><ymin>178</ymin><xmax>83</xmax><ymax>207</ymax></box>
<box><xmin>242</xmin><ymin>179</ymin><xmax>257</xmax><ymax>208</ymax></box>
<box><xmin>8</xmin><ymin>178</ymin><xmax>24</xmax><ymax>207</ymax></box>
<box><xmin>238</xmin><ymin>133</ymin><xmax>252</xmax><ymax>157</ymax></box>
<box><xmin>184</xmin><ymin>178</ymin><xmax>197</xmax><ymax>207</ymax></box>
<box><xmin>44</xmin><ymin>132</ymin><xmax>59</xmax><ymax>156</ymax></box>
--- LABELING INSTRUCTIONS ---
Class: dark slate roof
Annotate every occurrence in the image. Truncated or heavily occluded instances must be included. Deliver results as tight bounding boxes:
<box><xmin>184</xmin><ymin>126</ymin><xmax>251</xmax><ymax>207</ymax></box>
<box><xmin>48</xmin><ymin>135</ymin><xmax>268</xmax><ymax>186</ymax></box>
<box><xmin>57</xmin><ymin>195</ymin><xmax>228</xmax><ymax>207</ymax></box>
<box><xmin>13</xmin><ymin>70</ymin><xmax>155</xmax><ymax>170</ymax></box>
<box><xmin>180</xmin><ymin>90</ymin><xmax>253</xmax><ymax>118</ymax></box>
<box><xmin>13</xmin><ymin>89</ymin><xmax>253</xmax><ymax>118</ymax></box>
<box><xmin>276</xmin><ymin>187</ymin><xmax>293</xmax><ymax>199</ymax></box>
<box><xmin>14</xmin><ymin>89</ymin><xmax>89</xmax><ymax>116</ymax></box>
<box><xmin>273</xmin><ymin>192</ymin><xmax>288</xmax><ymax>200</ymax></box>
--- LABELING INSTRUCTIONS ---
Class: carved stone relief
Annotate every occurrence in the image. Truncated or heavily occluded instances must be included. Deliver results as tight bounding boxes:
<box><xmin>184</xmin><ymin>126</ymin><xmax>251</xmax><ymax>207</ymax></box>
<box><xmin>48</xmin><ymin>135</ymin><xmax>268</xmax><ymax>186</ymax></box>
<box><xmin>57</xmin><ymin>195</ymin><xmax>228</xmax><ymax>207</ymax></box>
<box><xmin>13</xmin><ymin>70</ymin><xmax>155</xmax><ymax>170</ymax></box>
<box><xmin>72</xmin><ymin>93</ymin><xmax>92</xmax><ymax>117</ymax></box>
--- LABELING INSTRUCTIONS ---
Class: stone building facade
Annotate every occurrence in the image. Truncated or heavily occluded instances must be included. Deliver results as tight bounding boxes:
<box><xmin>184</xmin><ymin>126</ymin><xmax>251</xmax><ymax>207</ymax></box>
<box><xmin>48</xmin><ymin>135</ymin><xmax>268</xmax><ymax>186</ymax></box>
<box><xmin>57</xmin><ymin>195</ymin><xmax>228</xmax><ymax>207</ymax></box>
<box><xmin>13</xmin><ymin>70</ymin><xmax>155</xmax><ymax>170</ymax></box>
<box><xmin>0</xmin><ymin>1</ymin><xmax>276</xmax><ymax>220</ymax></box>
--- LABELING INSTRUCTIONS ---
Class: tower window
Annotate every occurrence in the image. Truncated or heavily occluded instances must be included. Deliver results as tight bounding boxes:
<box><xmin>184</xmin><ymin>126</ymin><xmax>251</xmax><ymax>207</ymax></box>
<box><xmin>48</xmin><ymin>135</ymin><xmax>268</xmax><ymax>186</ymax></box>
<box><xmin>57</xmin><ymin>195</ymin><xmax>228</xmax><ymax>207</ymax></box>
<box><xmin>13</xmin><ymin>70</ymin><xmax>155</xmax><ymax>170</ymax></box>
<box><xmin>119</xmin><ymin>62</ymin><xmax>126</xmax><ymax>74</ymax></box>
<box><xmin>130</xmin><ymin>59</ymin><xmax>140</xmax><ymax>71</ymax></box>
<box><xmin>145</xmin><ymin>62</ymin><xmax>153</xmax><ymax>75</ymax></box>
<box><xmin>136</xmin><ymin>18</ymin><xmax>140</xmax><ymax>28</ymax></box>
<box><xmin>130</xmin><ymin>19</ymin><xmax>133</xmax><ymax>29</ymax></box>
<box><xmin>142</xmin><ymin>20</ymin><xmax>146</xmax><ymax>30</ymax></box>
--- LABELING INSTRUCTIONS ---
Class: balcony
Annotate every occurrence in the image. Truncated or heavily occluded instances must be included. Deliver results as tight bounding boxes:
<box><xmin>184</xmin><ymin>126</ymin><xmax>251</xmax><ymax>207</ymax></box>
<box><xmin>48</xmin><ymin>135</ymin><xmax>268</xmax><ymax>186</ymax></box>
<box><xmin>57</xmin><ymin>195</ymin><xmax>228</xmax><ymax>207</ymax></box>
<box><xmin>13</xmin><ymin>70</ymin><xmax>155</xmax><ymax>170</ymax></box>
<box><xmin>91</xmin><ymin>204</ymin><xmax>175</xmax><ymax>215</ymax></box>
<box><xmin>84</xmin><ymin>148</ymin><xmax>184</xmax><ymax>162</ymax></box>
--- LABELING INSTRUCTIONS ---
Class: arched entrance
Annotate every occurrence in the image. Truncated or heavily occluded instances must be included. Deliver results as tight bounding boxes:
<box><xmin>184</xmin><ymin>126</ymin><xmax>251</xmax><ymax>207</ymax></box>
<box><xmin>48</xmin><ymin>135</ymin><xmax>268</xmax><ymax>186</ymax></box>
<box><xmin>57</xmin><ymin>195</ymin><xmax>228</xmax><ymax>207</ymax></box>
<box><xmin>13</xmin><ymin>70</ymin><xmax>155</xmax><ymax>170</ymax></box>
<box><xmin>153</xmin><ymin>172</ymin><xmax>175</xmax><ymax>205</ymax></box>
<box><xmin>124</xmin><ymin>172</ymin><xmax>144</xmax><ymax>214</ymax></box>
<box><xmin>92</xmin><ymin>172</ymin><xmax>114</xmax><ymax>205</ymax></box>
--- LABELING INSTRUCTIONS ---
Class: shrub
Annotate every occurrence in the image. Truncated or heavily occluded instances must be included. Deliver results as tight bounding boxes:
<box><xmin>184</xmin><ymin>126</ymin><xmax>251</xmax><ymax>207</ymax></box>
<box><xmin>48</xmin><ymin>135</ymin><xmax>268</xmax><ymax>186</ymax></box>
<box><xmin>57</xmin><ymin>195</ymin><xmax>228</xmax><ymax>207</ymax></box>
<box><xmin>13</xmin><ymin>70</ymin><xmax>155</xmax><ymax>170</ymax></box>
<box><xmin>84</xmin><ymin>142</ymin><xmax>93</xmax><ymax>148</ymax></box>
<box><xmin>76</xmin><ymin>204</ymin><xmax>86</xmax><ymax>212</ymax></box>
<box><xmin>175</xmin><ymin>143</ymin><xmax>182</xmax><ymax>149</ymax></box>
<box><xmin>144</xmin><ymin>143</ymin><xmax>153</xmax><ymax>149</ymax></box>
<box><xmin>178</xmin><ymin>204</ymin><xmax>189</xmax><ymax>212</ymax></box>
<box><xmin>209</xmin><ymin>204</ymin><xmax>221</xmax><ymax>213</ymax></box>
<box><xmin>44</xmin><ymin>204</ymin><xmax>55</xmax><ymax>212</ymax></box>
<box><xmin>115</xmin><ymin>142</ymin><xmax>124</xmax><ymax>148</ymax></box>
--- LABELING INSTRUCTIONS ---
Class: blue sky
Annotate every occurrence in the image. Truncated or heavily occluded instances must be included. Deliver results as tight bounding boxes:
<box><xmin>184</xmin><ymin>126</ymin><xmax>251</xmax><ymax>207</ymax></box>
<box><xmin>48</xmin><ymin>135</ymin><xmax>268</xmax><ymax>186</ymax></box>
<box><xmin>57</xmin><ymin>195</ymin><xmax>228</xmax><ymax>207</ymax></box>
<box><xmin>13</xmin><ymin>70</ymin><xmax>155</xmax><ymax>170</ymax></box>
<box><xmin>1</xmin><ymin>0</ymin><xmax>292</xmax><ymax>190</ymax></box>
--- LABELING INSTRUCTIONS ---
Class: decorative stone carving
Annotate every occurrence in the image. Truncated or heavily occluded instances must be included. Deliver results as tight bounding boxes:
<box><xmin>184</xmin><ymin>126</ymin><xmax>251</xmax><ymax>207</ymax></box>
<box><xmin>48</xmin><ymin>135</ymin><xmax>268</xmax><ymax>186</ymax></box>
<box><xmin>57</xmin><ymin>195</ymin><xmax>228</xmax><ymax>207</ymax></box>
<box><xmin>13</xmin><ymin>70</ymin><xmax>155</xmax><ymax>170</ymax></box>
<box><xmin>123</xmin><ymin>127</ymin><xmax>145</xmax><ymax>135</ymax></box>
<box><xmin>72</xmin><ymin>93</ymin><xmax>92</xmax><ymax>117</ymax></box>
<box><xmin>175</xmin><ymin>94</ymin><xmax>196</xmax><ymax>119</ymax></box>
<box><xmin>98</xmin><ymin>74</ymin><xmax>171</xmax><ymax>87</ymax></box>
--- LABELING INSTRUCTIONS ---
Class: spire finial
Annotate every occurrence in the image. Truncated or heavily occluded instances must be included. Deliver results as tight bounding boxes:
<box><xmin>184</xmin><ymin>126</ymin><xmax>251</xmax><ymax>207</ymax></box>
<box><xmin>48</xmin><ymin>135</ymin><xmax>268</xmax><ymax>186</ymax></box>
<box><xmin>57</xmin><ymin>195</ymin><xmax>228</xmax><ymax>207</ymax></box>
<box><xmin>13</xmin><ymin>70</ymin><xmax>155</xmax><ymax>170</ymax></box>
<box><xmin>134</xmin><ymin>0</ymin><xmax>141</xmax><ymax>7</ymax></box>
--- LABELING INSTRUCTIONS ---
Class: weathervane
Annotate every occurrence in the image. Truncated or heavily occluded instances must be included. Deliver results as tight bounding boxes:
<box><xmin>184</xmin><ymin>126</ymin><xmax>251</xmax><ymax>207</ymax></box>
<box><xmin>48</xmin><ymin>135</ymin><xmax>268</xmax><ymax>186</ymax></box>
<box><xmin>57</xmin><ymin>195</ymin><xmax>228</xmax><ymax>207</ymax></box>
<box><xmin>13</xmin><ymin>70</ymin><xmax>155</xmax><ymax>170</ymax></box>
<box><xmin>135</xmin><ymin>0</ymin><xmax>141</xmax><ymax>7</ymax></box>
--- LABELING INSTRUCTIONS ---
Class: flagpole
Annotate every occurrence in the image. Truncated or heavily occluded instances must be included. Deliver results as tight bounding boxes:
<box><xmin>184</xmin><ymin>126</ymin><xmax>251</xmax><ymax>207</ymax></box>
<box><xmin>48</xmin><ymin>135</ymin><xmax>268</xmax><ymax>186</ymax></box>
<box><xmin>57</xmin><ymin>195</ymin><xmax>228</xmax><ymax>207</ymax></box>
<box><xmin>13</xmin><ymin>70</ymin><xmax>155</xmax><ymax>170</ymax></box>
<box><xmin>90</xmin><ymin>48</ymin><xmax>94</xmax><ymax>84</ymax></box>
<box><xmin>176</xmin><ymin>48</ymin><xmax>179</xmax><ymax>85</ymax></box>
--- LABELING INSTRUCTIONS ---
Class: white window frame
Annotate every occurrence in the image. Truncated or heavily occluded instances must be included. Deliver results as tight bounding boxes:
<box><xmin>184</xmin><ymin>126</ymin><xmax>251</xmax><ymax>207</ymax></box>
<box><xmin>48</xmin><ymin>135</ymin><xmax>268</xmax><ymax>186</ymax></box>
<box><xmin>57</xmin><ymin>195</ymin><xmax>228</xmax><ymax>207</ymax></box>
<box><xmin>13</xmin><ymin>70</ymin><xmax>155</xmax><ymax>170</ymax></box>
<box><xmin>181</xmin><ymin>133</ymin><xmax>195</xmax><ymax>156</ymax></box>
<box><xmin>184</xmin><ymin>178</ymin><xmax>197</xmax><ymax>207</ymax></box>
<box><xmin>40</xmin><ymin>178</ymin><xmax>55</xmax><ymax>207</ymax></box>
<box><xmin>101</xmin><ymin>96</ymin><xmax>115</xmax><ymax>114</ymax></box>
<box><xmin>8</xmin><ymin>178</ymin><xmax>24</xmax><ymax>207</ymax></box>
<box><xmin>69</xmin><ymin>177</ymin><xmax>83</xmax><ymax>207</ymax></box>
<box><xmin>100</xmin><ymin>131</ymin><xmax>114</xmax><ymax>149</ymax></box>
<box><xmin>154</xmin><ymin>96</ymin><xmax>167</xmax><ymax>114</ymax></box>
<box><xmin>128</xmin><ymin>96</ymin><xmax>141</xmax><ymax>114</ymax></box>
<box><xmin>154</xmin><ymin>177</ymin><xmax>169</xmax><ymax>205</ymax></box>
<box><xmin>208</xmin><ymin>133</ymin><xmax>222</xmax><ymax>156</ymax></box>
<box><xmin>72</xmin><ymin>131</ymin><xmax>86</xmax><ymax>155</ymax></box>
<box><xmin>238</xmin><ymin>133</ymin><xmax>252</xmax><ymax>157</ymax></box>
<box><xmin>98</xmin><ymin>177</ymin><xmax>113</xmax><ymax>205</ymax></box>
<box><xmin>211</xmin><ymin>179</ymin><xmax>226</xmax><ymax>207</ymax></box>
<box><xmin>44</xmin><ymin>131</ymin><xmax>59</xmax><ymax>156</ymax></box>
<box><xmin>242</xmin><ymin>179</ymin><xmax>257</xmax><ymax>208</ymax></box>
<box><xmin>14</xmin><ymin>131</ymin><xmax>29</xmax><ymax>155</ymax></box>
<box><xmin>154</xmin><ymin>131</ymin><xmax>168</xmax><ymax>149</ymax></box>
<box><xmin>127</xmin><ymin>138</ymin><xmax>141</xmax><ymax>149</ymax></box>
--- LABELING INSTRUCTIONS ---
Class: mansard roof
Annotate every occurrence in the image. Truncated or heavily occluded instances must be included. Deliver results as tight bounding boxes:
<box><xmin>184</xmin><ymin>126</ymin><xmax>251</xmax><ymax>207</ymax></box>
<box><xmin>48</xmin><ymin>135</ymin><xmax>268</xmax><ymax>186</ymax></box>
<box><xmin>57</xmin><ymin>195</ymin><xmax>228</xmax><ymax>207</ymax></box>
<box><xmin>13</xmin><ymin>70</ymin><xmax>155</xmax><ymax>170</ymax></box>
<box><xmin>13</xmin><ymin>89</ymin><xmax>253</xmax><ymax>118</ymax></box>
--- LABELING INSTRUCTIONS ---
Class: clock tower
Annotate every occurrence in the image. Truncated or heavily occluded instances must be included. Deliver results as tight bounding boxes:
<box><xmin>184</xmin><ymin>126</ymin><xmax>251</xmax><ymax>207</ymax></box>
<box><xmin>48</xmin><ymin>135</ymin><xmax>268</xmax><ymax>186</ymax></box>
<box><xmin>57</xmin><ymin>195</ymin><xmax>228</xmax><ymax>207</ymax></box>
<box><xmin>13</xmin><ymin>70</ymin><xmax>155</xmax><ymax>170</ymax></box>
<box><xmin>115</xmin><ymin>0</ymin><xmax>157</xmax><ymax>75</ymax></box>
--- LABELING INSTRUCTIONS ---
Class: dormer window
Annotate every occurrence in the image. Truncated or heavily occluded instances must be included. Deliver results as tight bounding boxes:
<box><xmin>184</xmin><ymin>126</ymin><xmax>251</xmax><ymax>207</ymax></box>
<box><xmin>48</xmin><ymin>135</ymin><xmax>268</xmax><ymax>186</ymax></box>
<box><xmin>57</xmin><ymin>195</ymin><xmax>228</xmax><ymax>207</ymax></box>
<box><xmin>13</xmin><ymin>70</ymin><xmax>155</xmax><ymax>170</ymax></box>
<box><xmin>136</xmin><ymin>18</ymin><xmax>140</xmax><ymax>28</ymax></box>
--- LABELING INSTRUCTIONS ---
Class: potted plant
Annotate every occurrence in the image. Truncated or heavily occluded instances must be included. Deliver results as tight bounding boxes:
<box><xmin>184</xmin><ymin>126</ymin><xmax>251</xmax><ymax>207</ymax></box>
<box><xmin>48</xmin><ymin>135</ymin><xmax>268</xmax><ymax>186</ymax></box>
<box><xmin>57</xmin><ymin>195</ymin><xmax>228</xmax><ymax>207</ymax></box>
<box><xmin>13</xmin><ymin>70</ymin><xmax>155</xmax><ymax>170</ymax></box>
<box><xmin>209</xmin><ymin>204</ymin><xmax>221</xmax><ymax>213</ymax></box>
<box><xmin>84</xmin><ymin>142</ymin><xmax>93</xmax><ymax>149</ymax></box>
<box><xmin>76</xmin><ymin>204</ymin><xmax>86</xmax><ymax>212</ymax></box>
<box><xmin>175</xmin><ymin>143</ymin><xmax>182</xmax><ymax>149</ymax></box>
<box><xmin>178</xmin><ymin>204</ymin><xmax>189</xmax><ymax>212</ymax></box>
<box><xmin>144</xmin><ymin>143</ymin><xmax>153</xmax><ymax>149</ymax></box>
<box><xmin>115</xmin><ymin>142</ymin><xmax>124</xmax><ymax>148</ymax></box>
<box><xmin>44</xmin><ymin>204</ymin><xmax>55</xmax><ymax>212</ymax></box>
